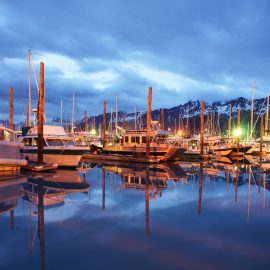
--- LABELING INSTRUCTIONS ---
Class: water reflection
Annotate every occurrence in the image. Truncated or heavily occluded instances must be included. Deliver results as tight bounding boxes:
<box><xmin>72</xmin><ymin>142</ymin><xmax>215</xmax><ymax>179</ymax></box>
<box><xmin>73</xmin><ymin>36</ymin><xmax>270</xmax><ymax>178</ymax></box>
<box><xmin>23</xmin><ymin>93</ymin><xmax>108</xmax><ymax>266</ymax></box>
<box><xmin>1</xmin><ymin>159</ymin><xmax>270</xmax><ymax>270</ymax></box>
<box><xmin>0</xmin><ymin>170</ymin><xmax>89</xmax><ymax>270</ymax></box>
<box><xmin>97</xmin><ymin>162</ymin><xmax>187</xmax><ymax>238</ymax></box>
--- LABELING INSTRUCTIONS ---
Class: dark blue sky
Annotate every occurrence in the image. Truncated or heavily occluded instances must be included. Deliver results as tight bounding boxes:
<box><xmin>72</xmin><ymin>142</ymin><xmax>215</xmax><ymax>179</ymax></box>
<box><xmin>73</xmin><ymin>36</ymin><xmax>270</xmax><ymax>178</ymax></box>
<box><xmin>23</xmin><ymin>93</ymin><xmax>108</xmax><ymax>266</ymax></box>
<box><xmin>0</xmin><ymin>0</ymin><xmax>270</xmax><ymax>122</ymax></box>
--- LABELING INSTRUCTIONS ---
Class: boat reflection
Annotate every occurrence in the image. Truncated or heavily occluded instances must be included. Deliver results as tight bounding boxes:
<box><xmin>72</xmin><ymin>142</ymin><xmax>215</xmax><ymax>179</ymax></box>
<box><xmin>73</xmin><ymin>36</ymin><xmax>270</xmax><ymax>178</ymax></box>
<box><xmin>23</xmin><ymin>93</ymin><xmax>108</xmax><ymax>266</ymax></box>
<box><xmin>0</xmin><ymin>176</ymin><xmax>27</xmax><ymax>229</ymax></box>
<box><xmin>21</xmin><ymin>170</ymin><xmax>90</xmax><ymax>270</ymax></box>
<box><xmin>92</xmin><ymin>161</ymin><xmax>188</xmax><ymax>238</ymax></box>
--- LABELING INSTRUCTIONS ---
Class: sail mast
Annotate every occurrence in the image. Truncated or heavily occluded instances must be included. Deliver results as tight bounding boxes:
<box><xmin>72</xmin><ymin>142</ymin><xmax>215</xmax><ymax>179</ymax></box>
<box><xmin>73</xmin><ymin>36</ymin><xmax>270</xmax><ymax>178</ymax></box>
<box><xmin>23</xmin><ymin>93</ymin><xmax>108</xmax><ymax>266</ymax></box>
<box><xmin>265</xmin><ymin>95</ymin><xmax>269</xmax><ymax>133</ymax></box>
<box><xmin>71</xmin><ymin>92</ymin><xmax>75</xmax><ymax>133</ymax></box>
<box><xmin>115</xmin><ymin>96</ymin><xmax>118</xmax><ymax>135</ymax></box>
<box><xmin>251</xmin><ymin>80</ymin><xmax>254</xmax><ymax>137</ymax></box>
<box><xmin>60</xmin><ymin>99</ymin><xmax>63</xmax><ymax>124</ymax></box>
<box><xmin>28</xmin><ymin>49</ymin><xmax>32</xmax><ymax>126</ymax></box>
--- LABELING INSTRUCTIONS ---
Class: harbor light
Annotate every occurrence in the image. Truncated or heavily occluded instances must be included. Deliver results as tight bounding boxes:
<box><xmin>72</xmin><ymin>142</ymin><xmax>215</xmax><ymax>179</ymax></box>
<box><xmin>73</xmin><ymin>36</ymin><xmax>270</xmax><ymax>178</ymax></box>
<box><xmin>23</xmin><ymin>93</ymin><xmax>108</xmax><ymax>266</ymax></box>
<box><xmin>233</xmin><ymin>128</ymin><xmax>242</xmax><ymax>137</ymax></box>
<box><xmin>90</xmin><ymin>129</ymin><xmax>97</xmax><ymax>135</ymax></box>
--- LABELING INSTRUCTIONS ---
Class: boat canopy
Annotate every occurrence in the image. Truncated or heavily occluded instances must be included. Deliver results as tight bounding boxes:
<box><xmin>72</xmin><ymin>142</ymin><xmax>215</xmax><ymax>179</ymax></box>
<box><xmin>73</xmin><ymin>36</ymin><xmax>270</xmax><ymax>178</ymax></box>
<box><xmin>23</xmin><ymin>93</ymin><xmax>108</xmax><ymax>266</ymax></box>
<box><xmin>27</xmin><ymin>125</ymin><xmax>67</xmax><ymax>136</ymax></box>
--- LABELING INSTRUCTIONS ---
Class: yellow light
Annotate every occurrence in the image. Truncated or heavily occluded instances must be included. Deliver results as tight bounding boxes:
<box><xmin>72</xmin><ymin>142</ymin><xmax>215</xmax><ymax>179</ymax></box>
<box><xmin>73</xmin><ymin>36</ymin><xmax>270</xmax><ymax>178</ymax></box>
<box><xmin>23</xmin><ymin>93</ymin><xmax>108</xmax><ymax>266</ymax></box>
<box><xmin>233</xmin><ymin>128</ymin><xmax>242</xmax><ymax>137</ymax></box>
<box><xmin>178</xmin><ymin>130</ymin><xmax>182</xmax><ymax>136</ymax></box>
<box><xmin>90</xmin><ymin>129</ymin><xmax>97</xmax><ymax>135</ymax></box>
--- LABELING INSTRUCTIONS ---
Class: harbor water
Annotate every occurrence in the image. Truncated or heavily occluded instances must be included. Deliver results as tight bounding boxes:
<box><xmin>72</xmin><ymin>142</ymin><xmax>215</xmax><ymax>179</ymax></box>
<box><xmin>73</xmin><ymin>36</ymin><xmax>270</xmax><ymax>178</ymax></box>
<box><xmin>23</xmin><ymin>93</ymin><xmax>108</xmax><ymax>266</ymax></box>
<box><xmin>1</xmin><ymin>161</ymin><xmax>270</xmax><ymax>270</ymax></box>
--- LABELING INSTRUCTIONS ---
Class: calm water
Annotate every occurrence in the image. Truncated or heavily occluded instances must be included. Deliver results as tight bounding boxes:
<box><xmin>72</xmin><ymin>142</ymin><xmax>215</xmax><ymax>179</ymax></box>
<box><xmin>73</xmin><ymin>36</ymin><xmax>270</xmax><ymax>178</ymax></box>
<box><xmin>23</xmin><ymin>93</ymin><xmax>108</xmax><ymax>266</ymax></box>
<box><xmin>1</xmin><ymin>161</ymin><xmax>270</xmax><ymax>270</ymax></box>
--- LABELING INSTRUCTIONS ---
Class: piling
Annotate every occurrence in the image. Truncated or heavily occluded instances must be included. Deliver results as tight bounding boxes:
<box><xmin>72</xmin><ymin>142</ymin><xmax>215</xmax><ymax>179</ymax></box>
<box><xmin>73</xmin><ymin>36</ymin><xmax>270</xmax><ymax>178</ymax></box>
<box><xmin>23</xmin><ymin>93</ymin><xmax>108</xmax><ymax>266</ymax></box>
<box><xmin>102</xmin><ymin>101</ymin><xmax>106</xmax><ymax>147</ymax></box>
<box><xmin>251</xmin><ymin>80</ymin><xmax>254</xmax><ymax>137</ymax></box>
<box><xmin>200</xmin><ymin>101</ymin><xmax>204</xmax><ymax>157</ymax></box>
<box><xmin>146</xmin><ymin>87</ymin><xmax>152</xmax><ymax>159</ymax></box>
<box><xmin>84</xmin><ymin>111</ymin><xmax>87</xmax><ymax>131</ymax></box>
<box><xmin>228</xmin><ymin>104</ymin><xmax>232</xmax><ymax>137</ymax></box>
<box><xmin>9</xmin><ymin>87</ymin><xmax>13</xmax><ymax>130</ymax></box>
<box><xmin>260</xmin><ymin>114</ymin><xmax>264</xmax><ymax>157</ymax></box>
<box><xmin>160</xmin><ymin>108</ymin><xmax>165</xmax><ymax>130</ymax></box>
<box><xmin>37</xmin><ymin>62</ymin><xmax>44</xmax><ymax>164</ymax></box>
<box><xmin>237</xmin><ymin>106</ymin><xmax>241</xmax><ymax>153</ymax></box>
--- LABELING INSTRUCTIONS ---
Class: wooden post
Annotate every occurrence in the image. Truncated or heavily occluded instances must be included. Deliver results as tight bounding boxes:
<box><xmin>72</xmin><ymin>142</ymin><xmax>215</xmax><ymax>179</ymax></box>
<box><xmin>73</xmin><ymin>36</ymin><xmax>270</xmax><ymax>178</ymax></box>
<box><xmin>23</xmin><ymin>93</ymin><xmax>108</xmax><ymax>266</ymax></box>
<box><xmin>123</xmin><ymin>113</ymin><xmax>127</xmax><ymax>130</ymax></box>
<box><xmin>102</xmin><ymin>101</ymin><xmax>106</xmax><ymax>147</ymax></box>
<box><xmin>84</xmin><ymin>111</ymin><xmax>87</xmax><ymax>132</ymax></box>
<box><xmin>266</xmin><ymin>96</ymin><xmax>269</xmax><ymax>133</ymax></box>
<box><xmin>237</xmin><ymin>106</ymin><xmax>241</xmax><ymax>153</ymax></box>
<box><xmin>161</xmin><ymin>108</ymin><xmax>165</xmax><ymax>130</ymax></box>
<box><xmin>38</xmin><ymin>62</ymin><xmax>45</xmax><ymax>164</ymax></box>
<box><xmin>251</xmin><ymin>80</ymin><xmax>254</xmax><ymax>137</ymax></box>
<box><xmin>228</xmin><ymin>103</ymin><xmax>232</xmax><ymax>137</ymax></box>
<box><xmin>260</xmin><ymin>114</ymin><xmax>264</xmax><ymax>157</ymax></box>
<box><xmin>146</xmin><ymin>87</ymin><xmax>152</xmax><ymax>159</ymax></box>
<box><xmin>9</xmin><ymin>87</ymin><xmax>13</xmax><ymax>130</ymax></box>
<box><xmin>200</xmin><ymin>101</ymin><xmax>204</xmax><ymax>157</ymax></box>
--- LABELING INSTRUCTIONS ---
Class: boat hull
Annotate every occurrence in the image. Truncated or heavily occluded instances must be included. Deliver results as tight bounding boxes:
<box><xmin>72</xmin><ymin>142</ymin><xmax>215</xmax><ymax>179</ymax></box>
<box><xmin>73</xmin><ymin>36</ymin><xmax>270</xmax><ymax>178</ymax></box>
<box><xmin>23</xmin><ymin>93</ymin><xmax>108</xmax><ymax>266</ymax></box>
<box><xmin>20</xmin><ymin>148</ymin><xmax>89</xmax><ymax>167</ymax></box>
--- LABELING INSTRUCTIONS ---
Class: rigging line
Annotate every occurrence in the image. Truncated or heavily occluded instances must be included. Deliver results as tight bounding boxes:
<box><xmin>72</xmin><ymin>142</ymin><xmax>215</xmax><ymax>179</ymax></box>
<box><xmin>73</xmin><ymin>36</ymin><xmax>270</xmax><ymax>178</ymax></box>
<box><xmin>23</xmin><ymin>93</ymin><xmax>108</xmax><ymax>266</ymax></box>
<box><xmin>249</xmin><ymin>96</ymin><xmax>267</xmax><ymax>139</ymax></box>
<box><xmin>31</xmin><ymin>61</ymin><xmax>39</xmax><ymax>95</ymax></box>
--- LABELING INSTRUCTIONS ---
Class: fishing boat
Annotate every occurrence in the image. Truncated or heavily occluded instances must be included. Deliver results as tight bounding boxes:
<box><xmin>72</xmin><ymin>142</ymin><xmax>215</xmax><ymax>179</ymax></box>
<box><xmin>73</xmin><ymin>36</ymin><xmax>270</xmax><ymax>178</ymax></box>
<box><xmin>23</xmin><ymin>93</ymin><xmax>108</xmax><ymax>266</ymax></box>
<box><xmin>0</xmin><ymin>126</ymin><xmax>27</xmax><ymax>176</ymax></box>
<box><xmin>19</xmin><ymin>125</ymin><xmax>90</xmax><ymax>167</ymax></box>
<box><xmin>83</xmin><ymin>126</ymin><xmax>186</xmax><ymax>163</ymax></box>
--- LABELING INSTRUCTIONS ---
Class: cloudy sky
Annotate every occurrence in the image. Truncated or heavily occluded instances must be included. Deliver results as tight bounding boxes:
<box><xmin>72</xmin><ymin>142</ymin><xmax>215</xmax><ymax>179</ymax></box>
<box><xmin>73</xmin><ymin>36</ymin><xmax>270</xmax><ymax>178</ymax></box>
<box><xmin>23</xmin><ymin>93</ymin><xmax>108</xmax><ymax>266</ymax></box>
<box><xmin>0</xmin><ymin>0</ymin><xmax>270</xmax><ymax>122</ymax></box>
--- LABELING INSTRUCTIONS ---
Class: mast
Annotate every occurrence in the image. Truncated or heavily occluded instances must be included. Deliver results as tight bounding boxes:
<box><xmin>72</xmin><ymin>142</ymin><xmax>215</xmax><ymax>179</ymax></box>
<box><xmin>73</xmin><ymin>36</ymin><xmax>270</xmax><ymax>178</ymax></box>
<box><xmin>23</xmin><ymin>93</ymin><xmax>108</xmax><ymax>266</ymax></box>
<box><xmin>251</xmin><ymin>80</ymin><xmax>254</xmax><ymax>137</ymax></box>
<box><xmin>228</xmin><ymin>103</ymin><xmax>232</xmax><ymax>137</ymax></box>
<box><xmin>266</xmin><ymin>95</ymin><xmax>269</xmax><ymax>133</ymax></box>
<box><xmin>60</xmin><ymin>99</ymin><xmax>63</xmax><ymax>124</ymax></box>
<box><xmin>9</xmin><ymin>87</ymin><xmax>13</xmax><ymax>130</ymax></box>
<box><xmin>102</xmin><ymin>100</ymin><xmax>106</xmax><ymax>147</ymax></box>
<box><xmin>38</xmin><ymin>62</ymin><xmax>44</xmax><ymax>164</ymax></box>
<box><xmin>115</xmin><ymin>96</ymin><xmax>118</xmax><ymax>135</ymax></box>
<box><xmin>200</xmin><ymin>101</ymin><xmax>204</xmax><ymax>156</ymax></box>
<box><xmin>71</xmin><ymin>92</ymin><xmax>74</xmax><ymax>133</ymax></box>
<box><xmin>134</xmin><ymin>107</ymin><xmax>137</xmax><ymax>129</ymax></box>
<box><xmin>28</xmin><ymin>49</ymin><xmax>32</xmax><ymax>127</ymax></box>
<box><xmin>146</xmin><ymin>87</ymin><xmax>152</xmax><ymax>159</ymax></box>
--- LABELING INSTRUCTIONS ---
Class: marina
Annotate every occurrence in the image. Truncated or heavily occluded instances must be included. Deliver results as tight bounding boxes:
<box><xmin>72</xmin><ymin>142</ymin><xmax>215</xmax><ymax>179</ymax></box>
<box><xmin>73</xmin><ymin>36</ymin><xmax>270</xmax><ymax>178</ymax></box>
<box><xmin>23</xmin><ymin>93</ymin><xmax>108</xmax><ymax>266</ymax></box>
<box><xmin>1</xmin><ymin>1</ymin><xmax>270</xmax><ymax>269</ymax></box>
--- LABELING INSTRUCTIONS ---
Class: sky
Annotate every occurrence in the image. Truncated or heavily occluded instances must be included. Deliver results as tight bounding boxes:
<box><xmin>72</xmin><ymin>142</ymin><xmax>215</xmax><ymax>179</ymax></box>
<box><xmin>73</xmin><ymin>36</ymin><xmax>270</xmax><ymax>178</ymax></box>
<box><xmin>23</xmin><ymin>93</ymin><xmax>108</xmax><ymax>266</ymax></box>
<box><xmin>0</xmin><ymin>0</ymin><xmax>270</xmax><ymax>122</ymax></box>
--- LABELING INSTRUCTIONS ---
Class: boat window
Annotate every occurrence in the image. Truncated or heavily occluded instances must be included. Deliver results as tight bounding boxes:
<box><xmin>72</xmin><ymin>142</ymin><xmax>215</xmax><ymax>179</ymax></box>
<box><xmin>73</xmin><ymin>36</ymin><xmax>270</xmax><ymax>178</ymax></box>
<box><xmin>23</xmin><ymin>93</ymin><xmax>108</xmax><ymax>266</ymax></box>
<box><xmin>0</xmin><ymin>129</ymin><xmax>14</xmax><ymax>142</ymax></box>
<box><xmin>131</xmin><ymin>136</ymin><xmax>136</xmax><ymax>143</ymax></box>
<box><xmin>62</xmin><ymin>140</ymin><xmax>76</xmax><ymax>146</ymax></box>
<box><xmin>22</xmin><ymin>138</ymin><xmax>32</xmax><ymax>146</ymax></box>
<box><xmin>32</xmin><ymin>138</ymin><xmax>38</xmax><ymax>146</ymax></box>
<box><xmin>135</xmin><ymin>136</ymin><xmax>140</xmax><ymax>144</ymax></box>
<box><xmin>125</xmin><ymin>136</ymin><xmax>129</xmax><ymax>143</ymax></box>
<box><xmin>47</xmin><ymin>139</ymin><xmax>64</xmax><ymax>146</ymax></box>
<box><xmin>142</xmin><ymin>136</ymin><xmax>146</xmax><ymax>143</ymax></box>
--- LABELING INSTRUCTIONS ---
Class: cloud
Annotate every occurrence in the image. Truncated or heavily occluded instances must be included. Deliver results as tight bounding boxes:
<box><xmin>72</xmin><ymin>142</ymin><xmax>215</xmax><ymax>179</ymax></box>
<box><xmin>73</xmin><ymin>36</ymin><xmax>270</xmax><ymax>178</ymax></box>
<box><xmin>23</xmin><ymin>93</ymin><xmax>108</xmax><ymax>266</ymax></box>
<box><xmin>1</xmin><ymin>0</ymin><xmax>270</xmax><ymax>122</ymax></box>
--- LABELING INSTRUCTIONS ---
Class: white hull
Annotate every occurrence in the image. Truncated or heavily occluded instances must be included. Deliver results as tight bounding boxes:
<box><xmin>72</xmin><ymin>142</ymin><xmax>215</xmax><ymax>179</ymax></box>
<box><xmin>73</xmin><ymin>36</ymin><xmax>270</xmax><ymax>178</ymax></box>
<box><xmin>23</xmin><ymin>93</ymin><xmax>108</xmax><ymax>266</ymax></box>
<box><xmin>21</xmin><ymin>153</ymin><xmax>82</xmax><ymax>167</ymax></box>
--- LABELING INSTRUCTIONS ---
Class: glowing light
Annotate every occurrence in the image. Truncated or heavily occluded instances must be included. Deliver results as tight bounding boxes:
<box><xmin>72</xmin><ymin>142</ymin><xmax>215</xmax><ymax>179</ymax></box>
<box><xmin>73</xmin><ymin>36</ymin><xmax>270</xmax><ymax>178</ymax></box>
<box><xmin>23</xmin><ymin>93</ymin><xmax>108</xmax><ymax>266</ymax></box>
<box><xmin>233</xmin><ymin>128</ymin><xmax>242</xmax><ymax>137</ymax></box>
<box><xmin>90</xmin><ymin>129</ymin><xmax>97</xmax><ymax>135</ymax></box>
<box><xmin>178</xmin><ymin>130</ymin><xmax>182</xmax><ymax>136</ymax></box>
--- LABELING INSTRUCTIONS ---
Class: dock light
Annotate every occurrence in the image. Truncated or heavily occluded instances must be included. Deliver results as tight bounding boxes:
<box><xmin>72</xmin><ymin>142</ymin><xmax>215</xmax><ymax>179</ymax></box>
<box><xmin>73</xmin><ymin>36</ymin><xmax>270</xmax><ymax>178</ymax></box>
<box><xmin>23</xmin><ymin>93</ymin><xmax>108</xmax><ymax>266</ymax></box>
<box><xmin>178</xmin><ymin>130</ymin><xmax>182</xmax><ymax>136</ymax></box>
<box><xmin>233</xmin><ymin>128</ymin><xmax>242</xmax><ymax>137</ymax></box>
<box><xmin>90</xmin><ymin>129</ymin><xmax>97</xmax><ymax>135</ymax></box>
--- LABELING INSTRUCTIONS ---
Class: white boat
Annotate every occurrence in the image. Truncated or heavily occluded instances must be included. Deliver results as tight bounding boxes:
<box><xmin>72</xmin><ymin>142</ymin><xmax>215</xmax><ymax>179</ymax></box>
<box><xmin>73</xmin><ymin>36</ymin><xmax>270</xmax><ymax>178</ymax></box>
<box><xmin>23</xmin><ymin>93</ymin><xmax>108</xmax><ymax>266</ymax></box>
<box><xmin>19</xmin><ymin>125</ymin><xmax>90</xmax><ymax>167</ymax></box>
<box><xmin>0</xmin><ymin>126</ymin><xmax>27</xmax><ymax>176</ymax></box>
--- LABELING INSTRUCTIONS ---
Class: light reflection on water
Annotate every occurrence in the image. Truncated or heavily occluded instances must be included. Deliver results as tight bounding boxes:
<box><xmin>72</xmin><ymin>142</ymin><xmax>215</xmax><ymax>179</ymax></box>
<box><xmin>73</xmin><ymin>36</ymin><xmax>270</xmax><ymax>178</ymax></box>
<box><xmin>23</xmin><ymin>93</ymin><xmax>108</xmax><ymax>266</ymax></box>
<box><xmin>0</xmin><ymin>160</ymin><xmax>270</xmax><ymax>270</ymax></box>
